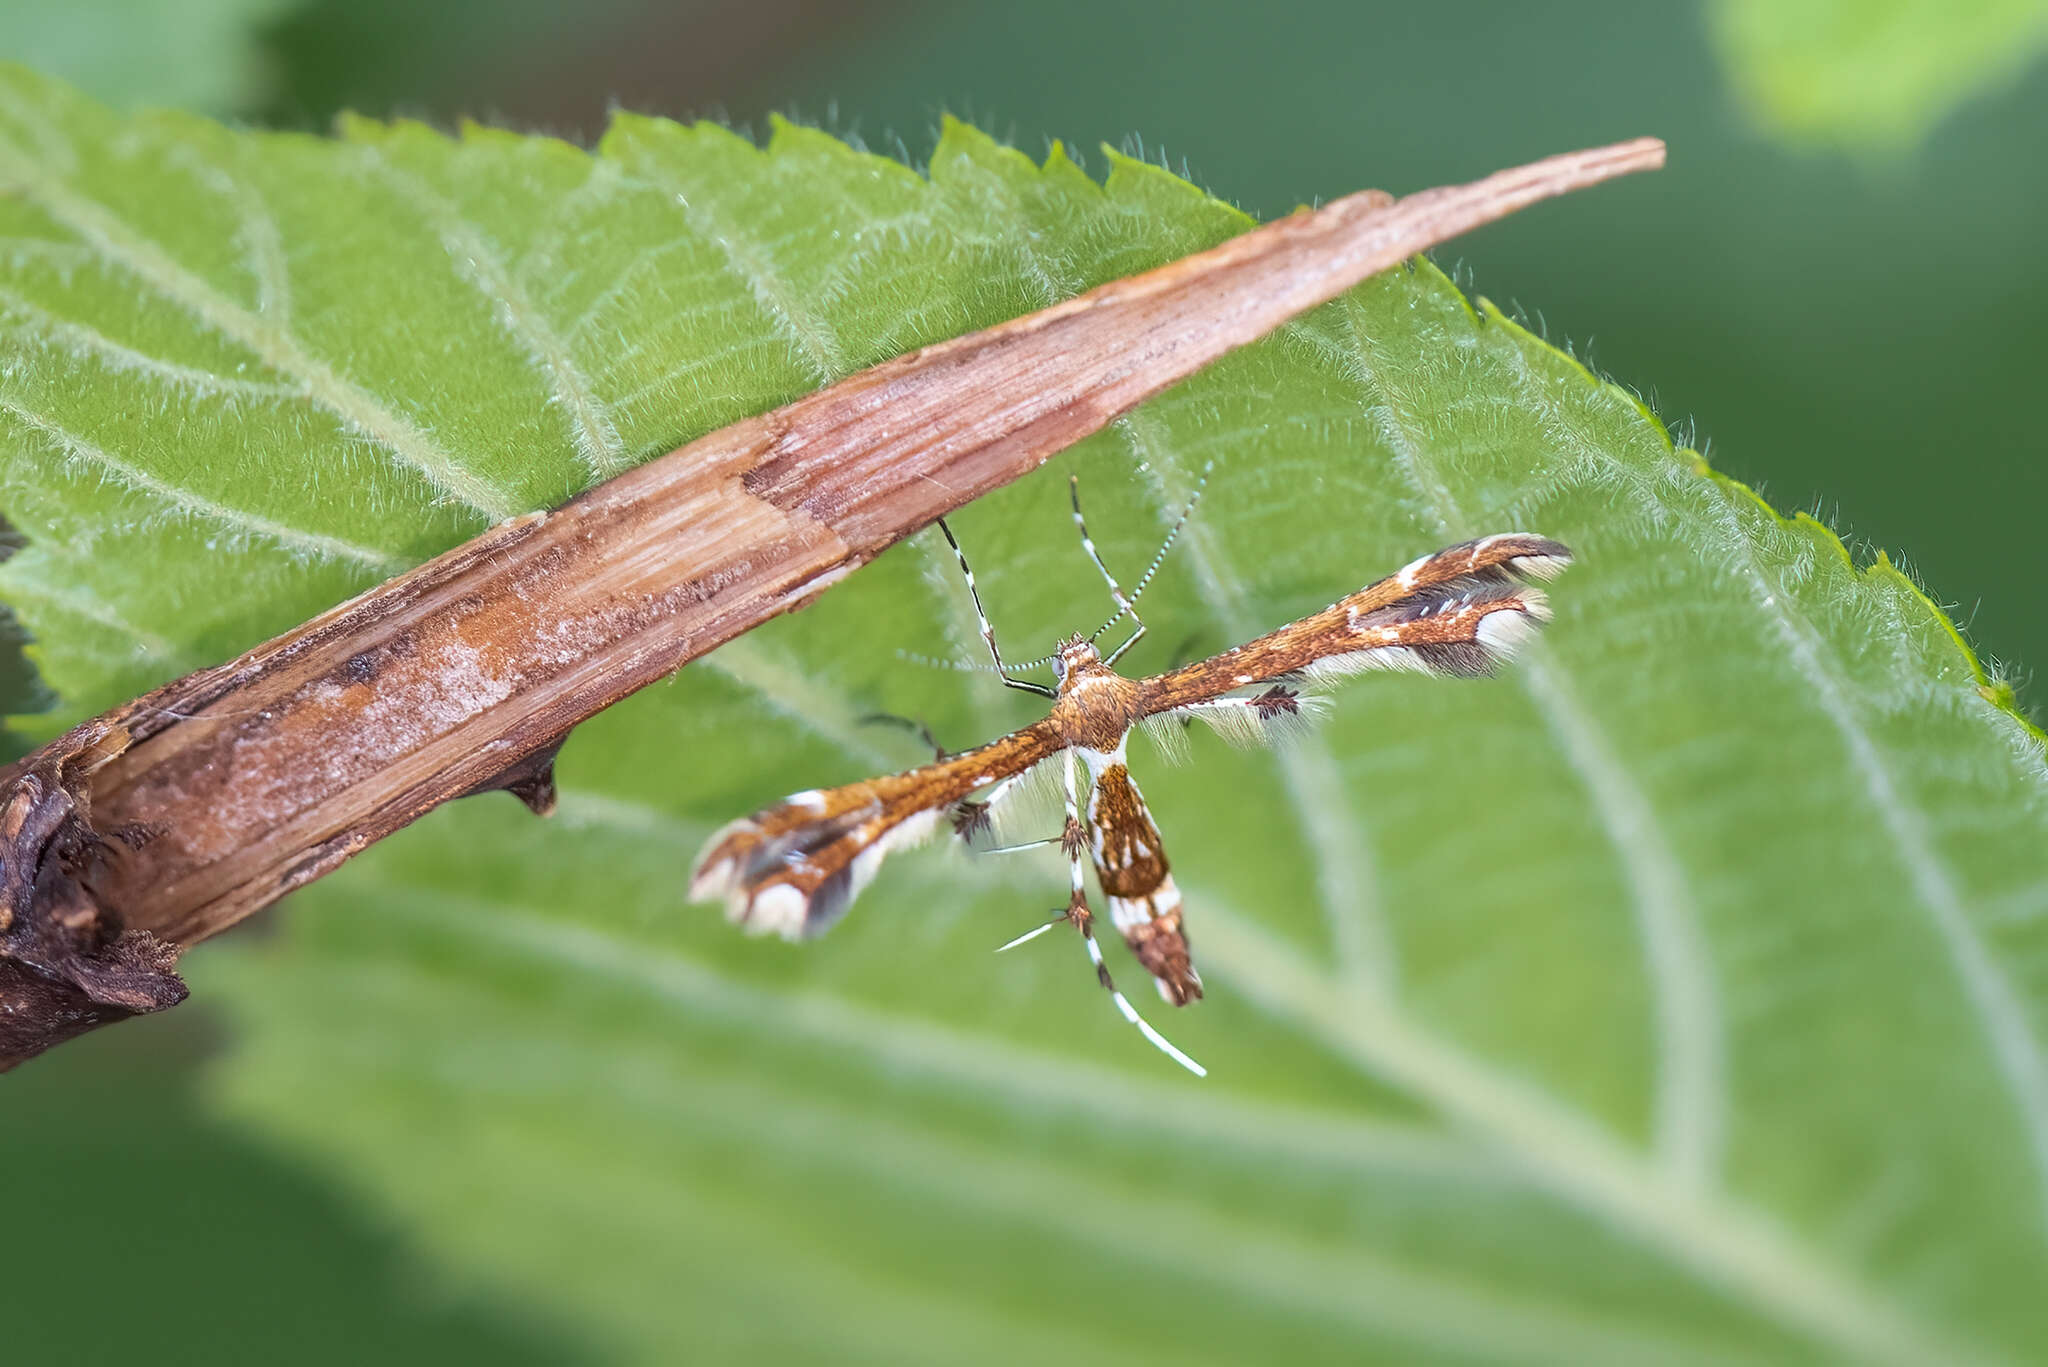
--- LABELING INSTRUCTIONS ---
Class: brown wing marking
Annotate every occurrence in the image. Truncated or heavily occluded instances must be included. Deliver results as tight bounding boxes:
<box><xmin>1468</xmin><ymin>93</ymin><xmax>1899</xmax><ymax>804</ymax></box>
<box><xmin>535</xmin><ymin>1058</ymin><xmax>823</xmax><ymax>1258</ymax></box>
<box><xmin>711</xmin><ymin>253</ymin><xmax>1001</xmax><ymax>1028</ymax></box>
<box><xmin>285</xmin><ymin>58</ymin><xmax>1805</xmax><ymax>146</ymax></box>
<box><xmin>1087</xmin><ymin>761</ymin><xmax>1202</xmax><ymax>1005</ymax></box>
<box><xmin>690</xmin><ymin>719</ymin><xmax>1063</xmax><ymax>939</ymax></box>
<box><xmin>1137</xmin><ymin>534</ymin><xmax>1572</xmax><ymax>716</ymax></box>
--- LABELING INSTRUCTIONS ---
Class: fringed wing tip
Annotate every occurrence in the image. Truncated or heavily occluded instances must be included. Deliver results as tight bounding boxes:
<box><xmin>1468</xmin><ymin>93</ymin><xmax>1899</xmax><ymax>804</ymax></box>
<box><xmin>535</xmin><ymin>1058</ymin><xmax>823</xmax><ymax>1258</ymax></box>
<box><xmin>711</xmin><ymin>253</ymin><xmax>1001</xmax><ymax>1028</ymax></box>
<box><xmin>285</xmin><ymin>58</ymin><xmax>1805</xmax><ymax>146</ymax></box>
<box><xmin>688</xmin><ymin>804</ymin><xmax>945</xmax><ymax>943</ymax></box>
<box><xmin>1306</xmin><ymin>534</ymin><xmax>1572</xmax><ymax>684</ymax></box>
<box><xmin>1495</xmin><ymin>535</ymin><xmax>1573</xmax><ymax>582</ymax></box>
<box><xmin>687</xmin><ymin>818</ymin><xmax>822</xmax><ymax>942</ymax></box>
<box><xmin>687</xmin><ymin>822</ymin><xmax>747</xmax><ymax>906</ymax></box>
<box><xmin>1476</xmin><ymin>590</ymin><xmax>1548</xmax><ymax>651</ymax></box>
<box><xmin>738</xmin><ymin>882</ymin><xmax>817</xmax><ymax>940</ymax></box>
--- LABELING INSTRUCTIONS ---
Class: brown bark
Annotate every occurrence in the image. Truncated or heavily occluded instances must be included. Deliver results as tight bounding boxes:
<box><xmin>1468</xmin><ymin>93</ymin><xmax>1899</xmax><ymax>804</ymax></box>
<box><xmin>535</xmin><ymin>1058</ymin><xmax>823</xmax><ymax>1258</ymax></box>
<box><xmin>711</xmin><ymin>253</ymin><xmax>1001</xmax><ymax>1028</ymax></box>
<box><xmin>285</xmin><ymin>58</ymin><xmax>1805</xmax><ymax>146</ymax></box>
<box><xmin>0</xmin><ymin>137</ymin><xmax>1664</xmax><ymax>1069</ymax></box>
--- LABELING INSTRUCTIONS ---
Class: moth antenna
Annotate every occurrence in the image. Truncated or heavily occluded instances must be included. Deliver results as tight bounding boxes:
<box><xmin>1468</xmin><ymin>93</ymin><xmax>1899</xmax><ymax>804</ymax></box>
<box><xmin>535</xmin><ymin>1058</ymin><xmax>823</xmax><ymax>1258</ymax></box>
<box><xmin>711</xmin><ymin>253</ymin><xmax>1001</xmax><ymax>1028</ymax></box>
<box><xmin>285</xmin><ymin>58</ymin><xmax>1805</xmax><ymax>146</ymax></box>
<box><xmin>895</xmin><ymin>647</ymin><xmax>1054</xmax><ymax>674</ymax></box>
<box><xmin>1070</xmin><ymin>471</ymin><xmax>1139</xmax><ymax>624</ymax></box>
<box><xmin>897</xmin><ymin>648</ymin><xmax>998</xmax><ymax>674</ymax></box>
<box><xmin>896</xmin><ymin>648</ymin><xmax>1066</xmax><ymax>677</ymax></box>
<box><xmin>1088</xmin><ymin>459</ymin><xmax>1214</xmax><ymax>646</ymax></box>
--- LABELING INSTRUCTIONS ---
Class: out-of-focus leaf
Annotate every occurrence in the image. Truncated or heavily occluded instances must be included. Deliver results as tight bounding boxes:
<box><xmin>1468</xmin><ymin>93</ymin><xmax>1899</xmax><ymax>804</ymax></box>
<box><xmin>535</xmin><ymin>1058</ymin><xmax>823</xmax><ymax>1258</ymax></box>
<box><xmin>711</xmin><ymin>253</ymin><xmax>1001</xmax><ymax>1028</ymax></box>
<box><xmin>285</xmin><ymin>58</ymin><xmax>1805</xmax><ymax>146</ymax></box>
<box><xmin>2</xmin><ymin>67</ymin><xmax>2046</xmax><ymax>1365</ymax></box>
<box><xmin>0</xmin><ymin>0</ymin><xmax>308</xmax><ymax>116</ymax></box>
<box><xmin>0</xmin><ymin>1023</ymin><xmax>599</xmax><ymax>1364</ymax></box>
<box><xmin>1709</xmin><ymin>0</ymin><xmax>2048</xmax><ymax>150</ymax></box>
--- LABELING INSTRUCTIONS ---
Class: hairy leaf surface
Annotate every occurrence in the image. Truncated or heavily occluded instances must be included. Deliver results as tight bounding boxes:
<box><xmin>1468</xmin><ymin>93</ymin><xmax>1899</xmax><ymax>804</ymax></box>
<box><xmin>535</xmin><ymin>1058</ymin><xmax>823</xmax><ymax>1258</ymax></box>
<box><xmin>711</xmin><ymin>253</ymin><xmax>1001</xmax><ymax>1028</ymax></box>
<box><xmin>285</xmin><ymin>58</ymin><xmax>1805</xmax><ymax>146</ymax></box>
<box><xmin>2</xmin><ymin>68</ymin><xmax>2046</xmax><ymax>1365</ymax></box>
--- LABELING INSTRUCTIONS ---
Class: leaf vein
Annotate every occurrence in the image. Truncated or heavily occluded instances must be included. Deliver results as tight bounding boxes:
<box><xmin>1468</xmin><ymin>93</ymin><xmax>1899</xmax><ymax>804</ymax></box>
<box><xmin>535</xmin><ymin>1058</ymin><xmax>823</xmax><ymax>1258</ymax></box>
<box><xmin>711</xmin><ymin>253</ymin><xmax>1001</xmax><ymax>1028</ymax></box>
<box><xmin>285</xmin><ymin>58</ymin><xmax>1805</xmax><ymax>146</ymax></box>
<box><xmin>667</xmin><ymin>186</ymin><xmax>846</xmax><ymax>385</ymax></box>
<box><xmin>1505</xmin><ymin>333</ymin><xmax>2048</xmax><ymax>1233</ymax></box>
<box><xmin>409</xmin><ymin>852</ymin><xmax>1507</xmax><ymax>1186</ymax></box>
<box><xmin>0</xmin><ymin>571</ymin><xmax>183</xmax><ymax>662</ymax></box>
<box><xmin>0</xmin><ymin>392</ymin><xmax>407</xmax><ymax>571</ymax></box>
<box><xmin>1194</xmin><ymin>891</ymin><xmax>1990</xmax><ymax>1367</ymax></box>
<box><xmin>168</xmin><ymin>141</ymin><xmax>293</xmax><ymax>325</ymax></box>
<box><xmin>0</xmin><ymin>123</ymin><xmax>517</xmax><ymax>521</ymax></box>
<box><xmin>0</xmin><ymin>283</ymin><xmax>301</xmax><ymax>399</ymax></box>
<box><xmin>366</xmin><ymin>151</ymin><xmax>633</xmax><ymax>482</ymax></box>
<box><xmin>1339</xmin><ymin>295</ymin><xmax>1727</xmax><ymax>1190</ymax></box>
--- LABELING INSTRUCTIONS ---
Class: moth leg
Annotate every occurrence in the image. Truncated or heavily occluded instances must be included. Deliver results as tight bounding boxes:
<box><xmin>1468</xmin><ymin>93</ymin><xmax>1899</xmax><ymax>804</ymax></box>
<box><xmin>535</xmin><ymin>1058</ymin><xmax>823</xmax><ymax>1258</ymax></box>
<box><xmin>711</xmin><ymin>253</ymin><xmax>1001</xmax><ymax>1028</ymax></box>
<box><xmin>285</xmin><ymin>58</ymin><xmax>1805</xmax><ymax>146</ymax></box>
<box><xmin>858</xmin><ymin>711</ymin><xmax>949</xmax><ymax>760</ymax></box>
<box><xmin>950</xmin><ymin>763</ymin><xmax>1039</xmax><ymax>845</ymax></box>
<box><xmin>995</xmin><ymin>914</ymin><xmax>1064</xmax><ymax>953</ymax></box>
<box><xmin>980</xmin><ymin>835</ymin><xmax>1065</xmax><ymax>856</ymax></box>
<box><xmin>1072</xmin><ymin>897</ymin><xmax>1206</xmax><ymax>1077</ymax></box>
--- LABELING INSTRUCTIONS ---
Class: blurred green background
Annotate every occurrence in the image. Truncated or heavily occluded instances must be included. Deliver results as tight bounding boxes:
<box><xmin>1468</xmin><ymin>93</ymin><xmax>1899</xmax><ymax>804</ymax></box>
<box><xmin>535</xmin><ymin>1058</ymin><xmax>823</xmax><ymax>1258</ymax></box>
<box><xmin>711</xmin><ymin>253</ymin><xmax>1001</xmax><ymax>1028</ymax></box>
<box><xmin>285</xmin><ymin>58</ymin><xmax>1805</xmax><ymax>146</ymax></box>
<box><xmin>6</xmin><ymin>0</ymin><xmax>2046</xmax><ymax>1360</ymax></box>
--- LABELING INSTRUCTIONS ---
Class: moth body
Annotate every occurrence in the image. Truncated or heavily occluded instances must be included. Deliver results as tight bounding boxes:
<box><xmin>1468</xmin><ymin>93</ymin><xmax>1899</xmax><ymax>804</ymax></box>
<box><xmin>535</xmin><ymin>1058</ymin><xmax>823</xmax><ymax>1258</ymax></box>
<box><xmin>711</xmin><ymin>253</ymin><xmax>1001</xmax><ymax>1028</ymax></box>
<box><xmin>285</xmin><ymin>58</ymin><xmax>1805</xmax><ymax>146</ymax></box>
<box><xmin>688</xmin><ymin>469</ymin><xmax>1571</xmax><ymax>1075</ymax></box>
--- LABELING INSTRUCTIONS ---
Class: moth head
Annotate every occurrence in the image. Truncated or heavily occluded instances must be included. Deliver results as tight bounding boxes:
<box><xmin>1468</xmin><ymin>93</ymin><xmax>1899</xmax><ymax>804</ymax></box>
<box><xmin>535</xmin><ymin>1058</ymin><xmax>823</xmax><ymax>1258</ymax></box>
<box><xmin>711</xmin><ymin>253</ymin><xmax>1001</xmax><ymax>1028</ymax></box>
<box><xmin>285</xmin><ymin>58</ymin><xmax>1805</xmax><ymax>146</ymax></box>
<box><xmin>1053</xmin><ymin>633</ymin><xmax>1100</xmax><ymax>686</ymax></box>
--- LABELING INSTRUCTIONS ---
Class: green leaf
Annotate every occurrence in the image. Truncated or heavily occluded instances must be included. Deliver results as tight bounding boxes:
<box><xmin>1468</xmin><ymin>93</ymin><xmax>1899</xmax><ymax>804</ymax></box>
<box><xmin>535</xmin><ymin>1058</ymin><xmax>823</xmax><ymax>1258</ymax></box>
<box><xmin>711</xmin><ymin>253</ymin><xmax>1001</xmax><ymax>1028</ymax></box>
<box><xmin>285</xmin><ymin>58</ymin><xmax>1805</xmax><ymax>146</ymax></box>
<box><xmin>1708</xmin><ymin>0</ymin><xmax>2048</xmax><ymax>151</ymax></box>
<box><xmin>3</xmin><ymin>66</ymin><xmax>2046</xmax><ymax>1365</ymax></box>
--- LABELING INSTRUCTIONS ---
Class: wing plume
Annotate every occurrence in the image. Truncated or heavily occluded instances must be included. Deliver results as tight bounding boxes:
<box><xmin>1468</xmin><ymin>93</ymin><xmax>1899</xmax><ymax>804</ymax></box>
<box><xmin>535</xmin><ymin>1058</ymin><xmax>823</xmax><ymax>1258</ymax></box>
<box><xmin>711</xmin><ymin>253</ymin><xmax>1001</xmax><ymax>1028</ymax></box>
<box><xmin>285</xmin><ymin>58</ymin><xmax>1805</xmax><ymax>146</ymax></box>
<box><xmin>690</xmin><ymin>720</ymin><xmax>1063</xmax><ymax>939</ymax></box>
<box><xmin>1141</xmin><ymin>534</ymin><xmax>1572</xmax><ymax>718</ymax></box>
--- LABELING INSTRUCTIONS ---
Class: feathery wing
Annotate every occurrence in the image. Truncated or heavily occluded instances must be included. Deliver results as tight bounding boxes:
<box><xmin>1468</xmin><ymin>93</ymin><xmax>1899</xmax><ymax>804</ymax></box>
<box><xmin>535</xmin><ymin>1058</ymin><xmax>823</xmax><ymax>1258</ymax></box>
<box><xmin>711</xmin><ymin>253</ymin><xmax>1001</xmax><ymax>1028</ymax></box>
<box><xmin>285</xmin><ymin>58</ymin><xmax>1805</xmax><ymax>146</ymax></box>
<box><xmin>1139</xmin><ymin>534</ymin><xmax>1572</xmax><ymax>743</ymax></box>
<box><xmin>690</xmin><ymin>720</ymin><xmax>1065</xmax><ymax>939</ymax></box>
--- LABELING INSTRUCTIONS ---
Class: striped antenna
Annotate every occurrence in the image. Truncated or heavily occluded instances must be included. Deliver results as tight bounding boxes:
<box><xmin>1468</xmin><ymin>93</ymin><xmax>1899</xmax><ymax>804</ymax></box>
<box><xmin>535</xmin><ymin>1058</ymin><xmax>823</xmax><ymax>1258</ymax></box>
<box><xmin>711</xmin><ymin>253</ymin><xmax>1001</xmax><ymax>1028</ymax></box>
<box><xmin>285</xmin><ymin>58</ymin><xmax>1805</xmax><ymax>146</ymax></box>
<box><xmin>897</xmin><ymin>646</ymin><xmax>1066</xmax><ymax>675</ymax></box>
<box><xmin>1087</xmin><ymin>461</ymin><xmax>1213</xmax><ymax>646</ymax></box>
